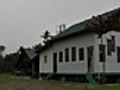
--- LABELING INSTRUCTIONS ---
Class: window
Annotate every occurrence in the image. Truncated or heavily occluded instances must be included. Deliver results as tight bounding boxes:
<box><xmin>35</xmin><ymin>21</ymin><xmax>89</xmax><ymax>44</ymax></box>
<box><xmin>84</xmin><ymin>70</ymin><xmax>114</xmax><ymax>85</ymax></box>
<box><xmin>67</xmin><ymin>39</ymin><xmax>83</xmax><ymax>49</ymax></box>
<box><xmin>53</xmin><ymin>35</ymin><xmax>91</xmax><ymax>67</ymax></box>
<box><xmin>65</xmin><ymin>48</ymin><xmax>69</xmax><ymax>62</ymax></box>
<box><xmin>117</xmin><ymin>47</ymin><xmax>120</xmax><ymax>62</ymax></box>
<box><xmin>59</xmin><ymin>52</ymin><xmax>63</xmax><ymax>62</ymax></box>
<box><xmin>53</xmin><ymin>53</ymin><xmax>57</xmax><ymax>72</ymax></box>
<box><xmin>53</xmin><ymin>53</ymin><xmax>57</xmax><ymax>61</ymax></box>
<box><xmin>79</xmin><ymin>48</ymin><xmax>84</xmax><ymax>60</ymax></box>
<box><xmin>99</xmin><ymin>44</ymin><xmax>106</xmax><ymax>62</ymax></box>
<box><xmin>107</xmin><ymin>36</ymin><xmax>116</xmax><ymax>55</ymax></box>
<box><xmin>107</xmin><ymin>39</ymin><xmax>112</xmax><ymax>55</ymax></box>
<box><xmin>72</xmin><ymin>47</ymin><xmax>76</xmax><ymax>61</ymax></box>
<box><xmin>111</xmin><ymin>36</ymin><xmax>115</xmax><ymax>52</ymax></box>
<box><xmin>44</xmin><ymin>55</ymin><xmax>47</xmax><ymax>63</ymax></box>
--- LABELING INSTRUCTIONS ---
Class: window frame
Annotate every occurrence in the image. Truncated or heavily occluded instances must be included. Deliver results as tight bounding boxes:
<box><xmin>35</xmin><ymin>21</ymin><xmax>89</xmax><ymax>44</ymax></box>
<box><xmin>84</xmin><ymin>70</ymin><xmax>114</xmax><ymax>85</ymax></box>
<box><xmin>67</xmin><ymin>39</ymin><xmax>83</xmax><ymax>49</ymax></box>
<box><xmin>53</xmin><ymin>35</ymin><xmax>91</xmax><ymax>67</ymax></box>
<box><xmin>59</xmin><ymin>51</ymin><xmax>63</xmax><ymax>62</ymax></box>
<box><xmin>99</xmin><ymin>44</ymin><xmax>106</xmax><ymax>62</ymax></box>
<box><xmin>107</xmin><ymin>39</ymin><xmax>112</xmax><ymax>55</ymax></box>
<box><xmin>65</xmin><ymin>48</ymin><xmax>69</xmax><ymax>62</ymax></box>
<box><xmin>44</xmin><ymin>55</ymin><xmax>47</xmax><ymax>63</ymax></box>
<box><xmin>117</xmin><ymin>47</ymin><xmax>120</xmax><ymax>63</ymax></box>
<box><xmin>71</xmin><ymin>47</ymin><xmax>76</xmax><ymax>62</ymax></box>
<box><xmin>79</xmin><ymin>48</ymin><xmax>84</xmax><ymax>61</ymax></box>
<box><xmin>111</xmin><ymin>36</ymin><xmax>115</xmax><ymax>52</ymax></box>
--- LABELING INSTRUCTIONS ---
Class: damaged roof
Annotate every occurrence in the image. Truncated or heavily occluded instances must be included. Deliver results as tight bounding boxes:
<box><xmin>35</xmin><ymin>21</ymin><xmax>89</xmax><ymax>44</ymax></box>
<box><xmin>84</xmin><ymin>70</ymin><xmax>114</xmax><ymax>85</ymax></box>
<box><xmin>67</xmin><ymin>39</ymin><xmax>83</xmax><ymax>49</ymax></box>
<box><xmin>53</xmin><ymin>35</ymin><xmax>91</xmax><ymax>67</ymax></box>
<box><xmin>37</xmin><ymin>7</ymin><xmax>120</xmax><ymax>53</ymax></box>
<box><xmin>52</xmin><ymin>7</ymin><xmax>120</xmax><ymax>41</ymax></box>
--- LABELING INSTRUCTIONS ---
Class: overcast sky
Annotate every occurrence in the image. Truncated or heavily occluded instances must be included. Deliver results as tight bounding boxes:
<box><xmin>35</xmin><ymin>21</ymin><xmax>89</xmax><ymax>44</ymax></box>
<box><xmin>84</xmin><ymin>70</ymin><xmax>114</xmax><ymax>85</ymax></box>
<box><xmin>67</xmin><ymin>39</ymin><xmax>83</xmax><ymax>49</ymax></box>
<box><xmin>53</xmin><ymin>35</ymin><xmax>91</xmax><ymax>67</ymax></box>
<box><xmin>0</xmin><ymin>0</ymin><xmax>119</xmax><ymax>54</ymax></box>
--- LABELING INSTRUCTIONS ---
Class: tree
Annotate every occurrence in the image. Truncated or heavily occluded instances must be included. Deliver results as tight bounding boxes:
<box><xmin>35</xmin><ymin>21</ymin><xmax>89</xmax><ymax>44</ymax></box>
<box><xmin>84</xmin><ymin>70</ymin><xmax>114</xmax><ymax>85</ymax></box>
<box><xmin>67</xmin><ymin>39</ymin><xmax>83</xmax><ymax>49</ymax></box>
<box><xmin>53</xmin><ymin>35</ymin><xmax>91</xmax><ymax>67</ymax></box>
<box><xmin>32</xmin><ymin>43</ymin><xmax>42</xmax><ymax>51</ymax></box>
<box><xmin>86</xmin><ymin>14</ymin><xmax>118</xmax><ymax>84</ymax></box>
<box><xmin>41</xmin><ymin>30</ymin><xmax>52</xmax><ymax>44</ymax></box>
<box><xmin>2</xmin><ymin>52</ymin><xmax>20</xmax><ymax>73</ymax></box>
<box><xmin>0</xmin><ymin>45</ymin><xmax>5</xmax><ymax>56</ymax></box>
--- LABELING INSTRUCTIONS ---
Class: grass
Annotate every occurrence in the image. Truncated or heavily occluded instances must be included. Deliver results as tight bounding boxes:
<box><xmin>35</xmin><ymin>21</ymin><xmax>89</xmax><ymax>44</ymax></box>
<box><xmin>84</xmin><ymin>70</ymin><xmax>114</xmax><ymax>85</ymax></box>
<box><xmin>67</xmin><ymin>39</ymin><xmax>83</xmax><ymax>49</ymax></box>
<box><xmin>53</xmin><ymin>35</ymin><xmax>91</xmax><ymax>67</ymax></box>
<box><xmin>88</xmin><ymin>85</ymin><xmax>120</xmax><ymax>90</ymax></box>
<box><xmin>0</xmin><ymin>73</ymin><xmax>120</xmax><ymax>90</ymax></box>
<box><xmin>0</xmin><ymin>73</ymin><xmax>12</xmax><ymax>84</ymax></box>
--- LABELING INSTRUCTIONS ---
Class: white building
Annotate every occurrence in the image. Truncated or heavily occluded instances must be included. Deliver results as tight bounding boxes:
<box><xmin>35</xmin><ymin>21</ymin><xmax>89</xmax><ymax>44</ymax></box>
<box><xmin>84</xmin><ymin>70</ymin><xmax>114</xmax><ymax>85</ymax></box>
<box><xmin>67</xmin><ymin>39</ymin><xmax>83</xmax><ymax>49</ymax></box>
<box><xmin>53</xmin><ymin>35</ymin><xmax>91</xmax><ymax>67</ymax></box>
<box><xmin>38</xmin><ymin>7</ymin><xmax>120</xmax><ymax>82</ymax></box>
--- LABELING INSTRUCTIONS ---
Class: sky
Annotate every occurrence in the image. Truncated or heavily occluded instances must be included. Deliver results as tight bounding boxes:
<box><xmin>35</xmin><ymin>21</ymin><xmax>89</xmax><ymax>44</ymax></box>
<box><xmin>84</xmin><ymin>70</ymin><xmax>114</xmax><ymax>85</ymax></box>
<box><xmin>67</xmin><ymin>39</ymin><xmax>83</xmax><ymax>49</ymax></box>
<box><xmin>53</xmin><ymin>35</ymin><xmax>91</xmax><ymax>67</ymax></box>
<box><xmin>0</xmin><ymin>0</ymin><xmax>119</xmax><ymax>54</ymax></box>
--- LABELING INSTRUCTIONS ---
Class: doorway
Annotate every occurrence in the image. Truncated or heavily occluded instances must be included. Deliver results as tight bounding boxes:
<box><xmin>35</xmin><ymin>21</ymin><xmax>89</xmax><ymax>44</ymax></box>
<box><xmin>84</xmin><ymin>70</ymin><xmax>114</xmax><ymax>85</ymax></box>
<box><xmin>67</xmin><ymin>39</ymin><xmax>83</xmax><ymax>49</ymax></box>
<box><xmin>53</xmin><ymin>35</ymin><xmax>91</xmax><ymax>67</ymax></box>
<box><xmin>53</xmin><ymin>53</ymin><xmax>57</xmax><ymax>73</ymax></box>
<box><xmin>87</xmin><ymin>46</ymin><xmax>94</xmax><ymax>73</ymax></box>
<box><xmin>32</xmin><ymin>55</ymin><xmax>39</xmax><ymax>78</ymax></box>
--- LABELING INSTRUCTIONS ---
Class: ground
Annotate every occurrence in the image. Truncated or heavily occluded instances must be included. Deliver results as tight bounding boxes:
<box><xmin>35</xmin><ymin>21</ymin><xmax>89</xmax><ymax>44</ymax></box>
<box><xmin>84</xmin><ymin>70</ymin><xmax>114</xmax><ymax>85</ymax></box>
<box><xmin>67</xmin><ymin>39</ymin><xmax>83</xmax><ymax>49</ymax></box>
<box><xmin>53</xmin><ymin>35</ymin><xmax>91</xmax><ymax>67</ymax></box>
<box><xmin>0</xmin><ymin>73</ymin><xmax>120</xmax><ymax>90</ymax></box>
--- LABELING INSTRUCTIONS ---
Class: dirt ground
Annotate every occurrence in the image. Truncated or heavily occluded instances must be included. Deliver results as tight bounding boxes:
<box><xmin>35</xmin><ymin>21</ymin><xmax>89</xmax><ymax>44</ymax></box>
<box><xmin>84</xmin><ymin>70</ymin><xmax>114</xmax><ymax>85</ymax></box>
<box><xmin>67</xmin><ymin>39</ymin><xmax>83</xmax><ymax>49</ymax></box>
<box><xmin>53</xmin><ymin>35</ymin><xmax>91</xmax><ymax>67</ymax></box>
<box><xmin>1</xmin><ymin>75</ymin><xmax>120</xmax><ymax>90</ymax></box>
<box><xmin>0</xmin><ymin>76</ymin><xmax>83</xmax><ymax>90</ymax></box>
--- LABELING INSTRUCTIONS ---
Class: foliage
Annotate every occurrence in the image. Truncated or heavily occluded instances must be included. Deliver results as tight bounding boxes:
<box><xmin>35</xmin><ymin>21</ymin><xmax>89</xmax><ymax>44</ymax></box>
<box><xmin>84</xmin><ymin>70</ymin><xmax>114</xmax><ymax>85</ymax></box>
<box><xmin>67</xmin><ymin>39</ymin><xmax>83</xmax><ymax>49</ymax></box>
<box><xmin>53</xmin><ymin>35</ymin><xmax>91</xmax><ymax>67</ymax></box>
<box><xmin>32</xmin><ymin>43</ymin><xmax>42</xmax><ymax>52</ymax></box>
<box><xmin>0</xmin><ymin>52</ymin><xmax>20</xmax><ymax>73</ymax></box>
<box><xmin>0</xmin><ymin>73</ymin><xmax>12</xmax><ymax>84</ymax></box>
<box><xmin>41</xmin><ymin>30</ymin><xmax>52</xmax><ymax>44</ymax></box>
<box><xmin>0</xmin><ymin>45</ymin><xmax>5</xmax><ymax>56</ymax></box>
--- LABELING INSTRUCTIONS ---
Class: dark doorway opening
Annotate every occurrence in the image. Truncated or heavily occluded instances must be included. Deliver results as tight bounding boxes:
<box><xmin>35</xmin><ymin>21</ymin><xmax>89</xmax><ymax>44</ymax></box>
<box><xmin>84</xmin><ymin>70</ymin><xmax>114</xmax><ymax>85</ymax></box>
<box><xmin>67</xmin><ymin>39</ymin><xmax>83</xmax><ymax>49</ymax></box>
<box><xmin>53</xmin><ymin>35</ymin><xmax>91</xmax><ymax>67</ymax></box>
<box><xmin>87</xmin><ymin>46</ymin><xmax>94</xmax><ymax>73</ymax></box>
<box><xmin>32</xmin><ymin>55</ymin><xmax>39</xmax><ymax>78</ymax></box>
<box><xmin>53</xmin><ymin>53</ymin><xmax>57</xmax><ymax>73</ymax></box>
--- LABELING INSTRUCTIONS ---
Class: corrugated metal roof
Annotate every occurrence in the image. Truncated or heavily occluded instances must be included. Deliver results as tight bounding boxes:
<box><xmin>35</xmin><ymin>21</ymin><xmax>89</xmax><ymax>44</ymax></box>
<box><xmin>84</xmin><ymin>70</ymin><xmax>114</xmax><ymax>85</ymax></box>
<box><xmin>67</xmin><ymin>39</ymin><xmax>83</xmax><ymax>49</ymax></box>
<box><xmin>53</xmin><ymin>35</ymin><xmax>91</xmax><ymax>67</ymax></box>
<box><xmin>53</xmin><ymin>20</ymin><xmax>89</xmax><ymax>40</ymax></box>
<box><xmin>24</xmin><ymin>49</ymin><xmax>37</xmax><ymax>60</ymax></box>
<box><xmin>37</xmin><ymin>7</ymin><xmax>120</xmax><ymax>53</ymax></box>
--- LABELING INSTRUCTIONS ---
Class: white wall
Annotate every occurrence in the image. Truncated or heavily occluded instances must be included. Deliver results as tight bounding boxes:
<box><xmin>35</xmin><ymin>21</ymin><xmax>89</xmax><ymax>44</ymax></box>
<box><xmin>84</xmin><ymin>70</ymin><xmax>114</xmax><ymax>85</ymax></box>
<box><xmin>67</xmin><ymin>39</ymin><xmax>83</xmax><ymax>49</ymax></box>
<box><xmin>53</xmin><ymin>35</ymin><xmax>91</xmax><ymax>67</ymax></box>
<box><xmin>40</xmin><ymin>31</ymin><xmax>120</xmax><ymax>74</ymax></box>
<box><xmin>39</xmin><ymin>33</ymin><xmax>96</xmax><ymax>74</ymax></box>
<box><xmin>94</xmin><ymin>31</ymin><xmax>120</xmax><ymax>73</ymax></box>
<box><xmin>39</xmin><ymin>48</ymin><xmax>53</xmax><ymax>73</ymax></box>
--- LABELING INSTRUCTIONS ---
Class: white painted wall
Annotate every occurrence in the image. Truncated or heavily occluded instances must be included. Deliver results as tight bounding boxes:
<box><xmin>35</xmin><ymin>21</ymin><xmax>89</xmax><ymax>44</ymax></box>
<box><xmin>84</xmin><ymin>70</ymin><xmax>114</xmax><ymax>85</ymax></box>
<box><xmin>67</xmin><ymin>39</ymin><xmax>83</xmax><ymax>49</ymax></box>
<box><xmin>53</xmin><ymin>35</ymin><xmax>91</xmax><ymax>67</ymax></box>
<box><xmin>94</xmin><ymin>31</ymin><xmax>120</xmax><ymax>73</ymax></box>
<box><xmin>39</xmin><ymin>33</ymin><xmax>96</xmax><ymax>74</ymax></box>
<box><xmin>39</xmin><ymin>48</ymin><xmax>53</xmax><ymax>73</ymax></box>
<box><xmin>39</xmin><ymin>30</ymin><xmax>120</xmax><ymax>74</ymax></box>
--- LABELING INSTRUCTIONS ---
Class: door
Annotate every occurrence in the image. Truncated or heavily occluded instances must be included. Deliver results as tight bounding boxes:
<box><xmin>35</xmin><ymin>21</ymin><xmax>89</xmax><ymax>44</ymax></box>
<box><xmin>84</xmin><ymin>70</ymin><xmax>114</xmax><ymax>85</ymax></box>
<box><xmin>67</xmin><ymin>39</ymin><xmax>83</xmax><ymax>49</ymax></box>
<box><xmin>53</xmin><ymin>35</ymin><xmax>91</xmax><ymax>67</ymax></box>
<box><xmin>32</xmin><ymin>55</ymin><xmax>39</xmax><ymax>77</ymax></box>
<box><xmin>53</xmin><ymin>53</ymin><xmax>57</xmax><ymax>73</ymax></box>
<box><xmin>87</xmin><ymin>46</ymin><xmax>94</xmax><ymax>73</ymax></box>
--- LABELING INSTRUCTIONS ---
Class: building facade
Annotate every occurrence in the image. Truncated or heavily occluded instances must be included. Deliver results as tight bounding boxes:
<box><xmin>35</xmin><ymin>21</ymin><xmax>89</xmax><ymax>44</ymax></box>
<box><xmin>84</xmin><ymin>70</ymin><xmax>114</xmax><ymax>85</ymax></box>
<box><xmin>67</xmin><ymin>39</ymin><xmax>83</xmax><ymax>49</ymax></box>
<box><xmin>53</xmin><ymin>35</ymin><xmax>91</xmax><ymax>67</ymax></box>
<box><xmin>38</xmin><ymin>7</ymin><xmax>120</xmax><ymax>82</ymax></box>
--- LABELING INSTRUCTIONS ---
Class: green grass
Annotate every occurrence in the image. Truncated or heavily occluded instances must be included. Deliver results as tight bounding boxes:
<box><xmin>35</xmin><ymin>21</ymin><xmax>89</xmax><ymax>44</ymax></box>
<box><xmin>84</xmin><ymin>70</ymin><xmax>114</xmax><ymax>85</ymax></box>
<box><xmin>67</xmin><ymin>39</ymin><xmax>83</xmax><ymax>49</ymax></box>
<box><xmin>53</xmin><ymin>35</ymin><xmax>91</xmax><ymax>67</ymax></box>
<box><xmin>0</xmin><ymin>73</ymin><xmax>12</xmax><ymax>84</ymax></box>
<box><xmin>28</xmin><ymin>80</ymin><xmax>120</xmax><ymax>90</ymax></box>
<box><xmin>0</xmin><ymin>74</ymin><xmax>120</xmax><ymax>90</ymax></box>
<box><xmin>88</xmin><ymin>85</ymin><xmax>120</xmax><ymax>90</ymax></box>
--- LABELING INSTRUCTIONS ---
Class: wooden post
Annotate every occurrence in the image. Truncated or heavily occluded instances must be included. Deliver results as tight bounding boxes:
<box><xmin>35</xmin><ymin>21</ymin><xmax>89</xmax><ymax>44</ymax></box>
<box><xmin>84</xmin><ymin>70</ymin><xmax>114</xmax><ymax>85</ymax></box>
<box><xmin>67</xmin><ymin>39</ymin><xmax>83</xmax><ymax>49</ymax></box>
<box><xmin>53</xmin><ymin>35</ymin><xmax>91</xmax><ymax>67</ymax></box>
<box><xmin>32</xmin><ymin>61</ymin><xmax>35</xmax><ymax>77</ymax></box>
<box><xmin>100</xmin><ymin>35</ymin><xmax>106</xmax><ymax>85</ymax></box>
